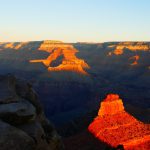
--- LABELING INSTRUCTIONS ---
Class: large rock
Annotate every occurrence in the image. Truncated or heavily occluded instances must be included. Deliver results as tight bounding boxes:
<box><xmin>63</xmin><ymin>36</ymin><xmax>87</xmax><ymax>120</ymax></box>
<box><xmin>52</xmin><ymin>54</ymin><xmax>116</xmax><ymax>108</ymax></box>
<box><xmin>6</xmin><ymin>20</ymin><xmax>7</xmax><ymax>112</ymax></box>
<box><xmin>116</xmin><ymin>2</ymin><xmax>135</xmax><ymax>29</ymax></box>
<box><xmin>0</xmin><ymin>75</ymin><xmax>18</xmax><ymax>104</ymax></box>
<box><xmin>17</xmin><ymin>121</ymin><xmax>51</xmax><ymax>150</ymax></box>
<box><xmin>15</xmin><ymin>79</ymin><xmax>43</xmax><ymax>114</ymax></box>
<box><xmin>0</xmin><ymin>99</ymin><xmax>36</xmax><ymax>124</ymax></box>
<box><xmin>88</xmin><ymin>94</ymin><xmax>150</xmax><ymax>150</ymax></box>
<box><xmin>0</xmin><ymin>120</ymin><xmax>35</xmax><ymax>150</ymax></box>
<box><xmin>0</xmin><ymin>75</ymin><xmax>64</xmax><ymax>150</ymax></box>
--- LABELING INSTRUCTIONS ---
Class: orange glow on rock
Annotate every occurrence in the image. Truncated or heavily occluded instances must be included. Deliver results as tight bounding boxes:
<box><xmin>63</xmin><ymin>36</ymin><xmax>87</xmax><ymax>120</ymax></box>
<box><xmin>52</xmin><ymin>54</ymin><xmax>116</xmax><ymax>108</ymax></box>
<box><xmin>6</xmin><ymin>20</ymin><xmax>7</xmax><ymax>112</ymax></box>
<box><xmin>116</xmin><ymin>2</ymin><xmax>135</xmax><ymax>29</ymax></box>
<box><xmin>109</xmin><ymin>42</ymin><xmax>150</xmax><ymax>56</ymax></box>
<box><xmin>103</xmin><ymin>94</ymin><xmax>119</xmax><ymax>102</ymax></box>
<box><xmin>129</xmin><ymin>55</ymin><xmax>140</xmax><ymax>66</ymax></box>
<box><xmin>88</xmin><ymin>94</ymin><xmax>150</xmax><ymax>149</ymax></box>
<box><xmin>30</xmin><ymin>41</ymin><xmax>90</xmax><ymax>75</ymax></box>
<box><xmin>113</xmin><ymin>49</ymin><xmax>124</xmax><ymax>55</ymax></box>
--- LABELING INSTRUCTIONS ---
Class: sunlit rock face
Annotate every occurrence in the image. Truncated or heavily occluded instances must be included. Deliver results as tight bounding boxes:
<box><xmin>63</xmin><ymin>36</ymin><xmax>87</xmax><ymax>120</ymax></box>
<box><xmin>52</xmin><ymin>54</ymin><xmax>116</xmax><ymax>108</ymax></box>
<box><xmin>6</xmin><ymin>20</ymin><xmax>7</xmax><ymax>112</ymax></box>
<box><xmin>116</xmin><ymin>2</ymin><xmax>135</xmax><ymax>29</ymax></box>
<box><xmin>88</xmin><ymin>94</ymin><xmax>150</xmax><ymax>150</ymax></box>
<box><xmin>0</xmin><ymin>42</ymin><xmax>29</xmax><ymax>50</ymax></box>
<box><xmin>109</xmin><ymin>42</ymin><xmax>150</xmax><ymax>56</ymax></box>
<box><xmin>129</xmin><ymin>55</ymin><xmax>140</xmax><ymax>66</ymax></box>
<box><xmin>38</xmin><ymin>40</ymin><xmax>65</xmax><ymax>52</ymax></box>
<box><xmin>0</xmin><ymin>41</ymin><xmax>41</xmax><ymax>51</ymax></box>
<box><xmin>98</xmin><ymin>94</ymin><xmax>124</xmax><ymax>116</ymax></box>
<box><xmin>30</xmin><ymin>41</ymin><xmax>90</xmax><ymax>75</ymax></box>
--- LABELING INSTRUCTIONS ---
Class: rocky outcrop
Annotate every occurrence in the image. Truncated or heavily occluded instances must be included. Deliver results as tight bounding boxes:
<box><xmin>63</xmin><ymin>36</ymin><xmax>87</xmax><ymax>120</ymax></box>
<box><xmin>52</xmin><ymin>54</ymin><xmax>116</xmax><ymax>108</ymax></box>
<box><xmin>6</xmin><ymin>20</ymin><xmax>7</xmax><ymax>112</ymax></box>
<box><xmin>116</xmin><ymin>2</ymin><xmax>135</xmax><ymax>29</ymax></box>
<box><xmin>88</xmin><ymin>94</ymin><xmax>150</xmax><ymax>150</ymax></box>
<box><xmin>0</xmin><ymin>74</ymin><xmax>64</xmax><ymax>150</ymax></box>
<box><xmin>109</xmin><ymin>42</ymin><xmax>150</xmax><ymax>56</ymax></box>
<box><xmin>0</xmin><ymin>41</ymin><xmax>42</xmax><ymax>51</ymax></box>
<box><xmin>98</xmin><ymin>94</ymin><xmax>124</xmax><ymax>116</ymax></box>
<box><xmin>30</xmin><ymin>41</ymin><xmax>90</xmax><ymax>75</ymax></box>
<box><xmin>38</xmin><ymin>40</ymin><xmax>64</xmax><ymax>52</ymax></box>
<box><xmin>129</xmin><ymin>55</ymin><xmax>140</xmax><ymax>66</ymax></box>
<box><xmin>0</xmin><ymin>42</ymin><xmax>29</xmax><ymax>50</ymax></box>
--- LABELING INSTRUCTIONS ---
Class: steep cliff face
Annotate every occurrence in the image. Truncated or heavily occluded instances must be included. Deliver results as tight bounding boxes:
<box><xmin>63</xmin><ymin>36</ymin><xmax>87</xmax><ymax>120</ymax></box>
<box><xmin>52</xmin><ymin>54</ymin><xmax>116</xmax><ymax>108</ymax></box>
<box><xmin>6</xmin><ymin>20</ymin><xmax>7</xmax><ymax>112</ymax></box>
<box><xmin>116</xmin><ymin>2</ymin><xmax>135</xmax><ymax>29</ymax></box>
<box><xmin>88</xmin><ymin>94</ymin><xmax>150</xmax><ymax>150</ymax></box>
<box><xmin>30</xmin><ymin>41</ymin><xmax>90</xmax><ymax>75</ymax></box>
<box><xmin>0</xmin><ymin>74</ymin><xmax>64</xmax><ymax>150</ymax></box>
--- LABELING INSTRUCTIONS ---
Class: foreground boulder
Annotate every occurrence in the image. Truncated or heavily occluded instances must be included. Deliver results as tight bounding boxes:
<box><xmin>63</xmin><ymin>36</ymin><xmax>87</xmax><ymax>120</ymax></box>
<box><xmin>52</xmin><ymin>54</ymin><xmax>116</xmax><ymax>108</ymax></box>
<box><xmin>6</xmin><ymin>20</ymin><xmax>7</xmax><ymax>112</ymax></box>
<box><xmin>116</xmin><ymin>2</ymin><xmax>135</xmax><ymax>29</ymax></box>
<box><xmin>0</xmin><ymin>74</ymin><xmax>64</xmax><ymax>150</ymax></box>
<box><xmin>88</xmin><ymin>94</ymin><xmax>150</xmax><ymax>150</ymax></box>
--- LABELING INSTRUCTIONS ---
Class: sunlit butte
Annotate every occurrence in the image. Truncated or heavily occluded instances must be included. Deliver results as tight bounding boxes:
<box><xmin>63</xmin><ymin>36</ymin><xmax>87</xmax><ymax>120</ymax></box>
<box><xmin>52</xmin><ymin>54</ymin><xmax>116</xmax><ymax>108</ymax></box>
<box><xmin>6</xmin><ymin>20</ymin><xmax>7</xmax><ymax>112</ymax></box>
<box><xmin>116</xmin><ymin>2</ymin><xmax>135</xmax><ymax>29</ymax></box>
<box><xmin>30</xmin><ymin>41</ymin><xmax>90</xmax><ymax>75</ymax></box>
<box><xmin>88</xmin><ymin>94</ymin><xmax>150</xmax><ymax>149</ymax></box>
<box><xmin>108</xmin><ymin>42</ymin><xmax>149</xmax><ymax>56</ymax></box>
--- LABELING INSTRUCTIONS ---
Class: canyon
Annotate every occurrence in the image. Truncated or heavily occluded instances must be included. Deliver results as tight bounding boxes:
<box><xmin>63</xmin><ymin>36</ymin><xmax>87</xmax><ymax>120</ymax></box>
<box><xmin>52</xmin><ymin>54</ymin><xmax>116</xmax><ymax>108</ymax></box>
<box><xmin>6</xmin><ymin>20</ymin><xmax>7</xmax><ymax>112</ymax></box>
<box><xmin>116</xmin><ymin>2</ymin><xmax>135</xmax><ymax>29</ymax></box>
<box><xmin>0</xmin><ymin>41</ymin><xmax>149</xmax><ymax>136</ymax></box>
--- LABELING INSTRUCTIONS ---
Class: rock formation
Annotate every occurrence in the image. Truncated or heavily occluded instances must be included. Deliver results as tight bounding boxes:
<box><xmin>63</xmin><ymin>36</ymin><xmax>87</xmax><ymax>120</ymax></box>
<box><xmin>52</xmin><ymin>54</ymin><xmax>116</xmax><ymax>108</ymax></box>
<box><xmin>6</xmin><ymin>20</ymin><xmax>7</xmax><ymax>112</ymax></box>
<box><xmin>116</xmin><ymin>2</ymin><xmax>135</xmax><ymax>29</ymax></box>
<box><xmin>0</xmin><ymin>42</ymin><xmax>28</xmax><ymax>50</ymax></box>
<box><xmin>0</xmin><ymin>74</ymin><xmax>64</xmax><ymax>150</ymax></box>
<box><xmin>109</xmin><ymin>42</ymin><xmax>150</xmax><ymax>55</ymax></box>
<box><xmin>30</xmin><ymin>41</ymin><xmax>90</xmax><ymax>75</ymax></box>
<box><xmin>129</xmin><ymin>55</ymin><xmax>140</xmax><ymax>66</ymax></box>
<box><xmin>0</xmin><ymin>41</ymin><xmax>41</xmax><ymax>50</ymax></box>
<box><xmin>38</xmin><ymin>40</ymin><xmax>64</xmax><ymax>52</ymax></box>
<box><xmin>88</xmin><ymin>94</ymin><xmax>150</xmax><ymax>150</ymax></box>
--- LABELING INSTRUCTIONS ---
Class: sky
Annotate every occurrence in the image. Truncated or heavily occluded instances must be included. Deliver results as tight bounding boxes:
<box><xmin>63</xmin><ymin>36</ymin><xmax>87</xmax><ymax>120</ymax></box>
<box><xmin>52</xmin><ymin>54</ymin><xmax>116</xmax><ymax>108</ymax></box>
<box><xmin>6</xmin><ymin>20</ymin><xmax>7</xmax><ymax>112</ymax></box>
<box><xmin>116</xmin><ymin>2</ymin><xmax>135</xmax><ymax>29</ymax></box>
<box><xmin>0</xmin><ymin>0</ymin><xmax>150</xmax><ymax>42</ymax></box>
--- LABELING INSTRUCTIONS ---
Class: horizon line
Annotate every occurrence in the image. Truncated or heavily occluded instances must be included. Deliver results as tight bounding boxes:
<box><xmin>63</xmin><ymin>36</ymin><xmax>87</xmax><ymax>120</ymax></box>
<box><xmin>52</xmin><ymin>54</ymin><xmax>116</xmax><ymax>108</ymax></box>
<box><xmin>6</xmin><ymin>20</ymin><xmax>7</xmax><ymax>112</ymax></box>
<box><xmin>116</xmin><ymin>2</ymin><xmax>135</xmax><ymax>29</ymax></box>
<box><xmin>1</xmin><ymin>39</ymin><xmax>150</xmax><ymax>44</ymax></box>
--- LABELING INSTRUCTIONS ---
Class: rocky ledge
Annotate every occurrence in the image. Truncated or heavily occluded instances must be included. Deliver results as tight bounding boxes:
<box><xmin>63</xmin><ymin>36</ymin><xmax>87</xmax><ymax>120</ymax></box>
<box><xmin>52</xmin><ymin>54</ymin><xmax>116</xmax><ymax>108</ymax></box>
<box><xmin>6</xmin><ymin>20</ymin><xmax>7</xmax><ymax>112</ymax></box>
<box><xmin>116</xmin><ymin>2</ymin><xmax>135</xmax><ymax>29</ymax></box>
<box><xmin>88</xmin><ymin>94</ymin><xmax>150</xmax><ymax>150</ymax></box>
<box><xmin>0</xmin><ymin>74</ymin><xmax>64</xmax><ymax>150</ymax></box>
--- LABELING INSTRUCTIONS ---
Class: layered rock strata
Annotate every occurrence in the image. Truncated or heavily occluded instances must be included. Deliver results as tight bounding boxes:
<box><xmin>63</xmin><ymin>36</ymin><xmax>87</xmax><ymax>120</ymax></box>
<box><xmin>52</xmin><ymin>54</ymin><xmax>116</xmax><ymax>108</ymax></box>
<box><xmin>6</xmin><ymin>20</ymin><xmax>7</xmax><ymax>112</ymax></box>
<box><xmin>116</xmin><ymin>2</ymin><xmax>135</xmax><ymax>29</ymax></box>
<box><xmin>109</xmin><ymin>42</ymin><xmax>150</xmax><ymax>55</ymax></box>
<box><xmin>88</xmin><ymin>94</ymin><xmax>150</xmax><ymax>150</ymax></box>
<box><xmin>30</xmin><ymin>41</ymin><xmax>90</xmax><ymax>75</ymax></box>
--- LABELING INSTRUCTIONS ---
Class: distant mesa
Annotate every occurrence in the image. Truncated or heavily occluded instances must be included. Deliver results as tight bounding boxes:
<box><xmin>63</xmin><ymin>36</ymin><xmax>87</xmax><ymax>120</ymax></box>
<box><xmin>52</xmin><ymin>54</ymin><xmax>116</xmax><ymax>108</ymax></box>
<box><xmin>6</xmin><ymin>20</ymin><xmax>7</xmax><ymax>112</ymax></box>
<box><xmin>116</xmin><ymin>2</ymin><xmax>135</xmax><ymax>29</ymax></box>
<box><xmin>30</xmin><ymin>41</ymin><xmax>90</xmax><ymax>75</ymax></box>
<box><xmin>0</xmin><ymin>42</ymin><xmax>29</xmax><ymax>50</ymax></box>
<box><xmin>88</xmin><ymin>94</ymin><xmax>150</xmax><ymax>150</ymax></box>
<box><xmin>43</xmin><ymin>40</ymin><xmax>63</xmax><ymax>43</ymax></box>
<box><xmin>109</xmin><ymin>42</ymin><xmax>150</xmax><ymax>56</ymax></box>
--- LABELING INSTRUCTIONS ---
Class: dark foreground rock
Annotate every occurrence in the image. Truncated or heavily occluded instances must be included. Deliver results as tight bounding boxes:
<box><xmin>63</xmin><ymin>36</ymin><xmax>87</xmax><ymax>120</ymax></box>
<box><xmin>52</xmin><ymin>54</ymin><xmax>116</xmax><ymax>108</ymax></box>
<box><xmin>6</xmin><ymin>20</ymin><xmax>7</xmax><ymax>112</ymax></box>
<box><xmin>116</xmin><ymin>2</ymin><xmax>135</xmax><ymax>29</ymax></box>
<box><xmin>0</xmin><ymin>74</ymin><xmax>64</xmax><ymax>150</ymax></box>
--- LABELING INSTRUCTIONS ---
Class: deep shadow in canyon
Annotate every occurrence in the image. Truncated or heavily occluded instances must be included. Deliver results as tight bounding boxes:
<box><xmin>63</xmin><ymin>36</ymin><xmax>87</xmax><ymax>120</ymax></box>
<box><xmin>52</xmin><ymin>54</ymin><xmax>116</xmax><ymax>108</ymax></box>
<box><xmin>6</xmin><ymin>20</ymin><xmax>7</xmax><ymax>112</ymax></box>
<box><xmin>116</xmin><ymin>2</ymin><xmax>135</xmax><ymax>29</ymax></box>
<box><xmin>0</xmin><ymin>41</ymin><xmax>150</xmax><ymax>139</ymax></box>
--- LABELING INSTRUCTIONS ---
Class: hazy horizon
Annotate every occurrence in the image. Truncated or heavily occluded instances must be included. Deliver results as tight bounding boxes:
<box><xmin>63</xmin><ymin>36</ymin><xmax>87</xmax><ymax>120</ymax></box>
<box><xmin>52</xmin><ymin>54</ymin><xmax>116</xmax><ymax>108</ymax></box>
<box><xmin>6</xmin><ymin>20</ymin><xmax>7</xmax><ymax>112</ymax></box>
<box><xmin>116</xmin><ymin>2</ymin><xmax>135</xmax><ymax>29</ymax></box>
<box><xmin>1</xmin><ymin>39</ymin><xmax>150</xmax><ymax>43</ymax></box>
<box><xmin>1</xmin><ymin>0</ymin><xmax>150</xmax><ymax>42</ymax></box>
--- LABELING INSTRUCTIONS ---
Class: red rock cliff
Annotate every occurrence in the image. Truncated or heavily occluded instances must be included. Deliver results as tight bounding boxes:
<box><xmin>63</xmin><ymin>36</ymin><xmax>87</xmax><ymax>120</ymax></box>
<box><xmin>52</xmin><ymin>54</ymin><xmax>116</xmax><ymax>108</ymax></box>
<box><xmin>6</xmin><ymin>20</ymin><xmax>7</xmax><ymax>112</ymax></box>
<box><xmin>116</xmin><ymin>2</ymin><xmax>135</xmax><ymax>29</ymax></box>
<box><xmin>88</xmin><ymin>94</ymin><xmax>150</xmax><ymax>150</ymax></box>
